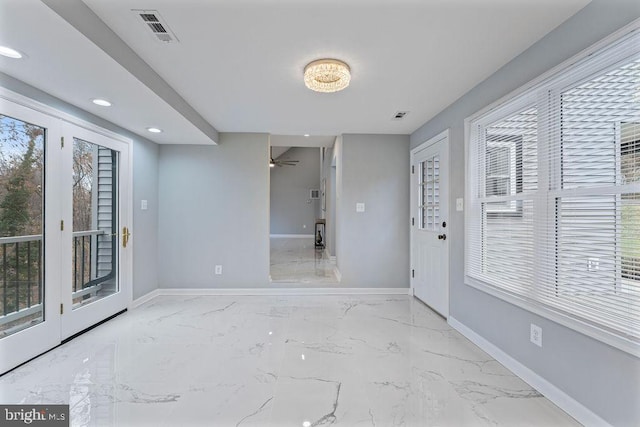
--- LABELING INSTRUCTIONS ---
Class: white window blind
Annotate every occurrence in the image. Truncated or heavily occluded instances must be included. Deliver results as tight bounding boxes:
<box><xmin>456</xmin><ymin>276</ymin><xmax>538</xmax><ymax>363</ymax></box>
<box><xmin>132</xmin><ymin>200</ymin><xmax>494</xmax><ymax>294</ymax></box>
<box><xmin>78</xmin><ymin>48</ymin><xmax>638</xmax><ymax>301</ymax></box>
<box><xmin>466</xmin><ymin>30</ymin><xmax>640</xmax><ymax>354</ymax></box>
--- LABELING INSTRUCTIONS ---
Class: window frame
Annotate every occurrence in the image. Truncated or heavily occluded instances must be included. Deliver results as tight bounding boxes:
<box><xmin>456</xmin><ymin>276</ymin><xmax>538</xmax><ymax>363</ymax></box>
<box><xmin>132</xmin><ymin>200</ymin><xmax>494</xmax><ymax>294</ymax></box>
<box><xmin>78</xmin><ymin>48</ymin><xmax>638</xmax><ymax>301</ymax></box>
<box><xmin>464</xmin><ymin>24</ymin><xmax>640</xmax><ymax>357</ymax></box>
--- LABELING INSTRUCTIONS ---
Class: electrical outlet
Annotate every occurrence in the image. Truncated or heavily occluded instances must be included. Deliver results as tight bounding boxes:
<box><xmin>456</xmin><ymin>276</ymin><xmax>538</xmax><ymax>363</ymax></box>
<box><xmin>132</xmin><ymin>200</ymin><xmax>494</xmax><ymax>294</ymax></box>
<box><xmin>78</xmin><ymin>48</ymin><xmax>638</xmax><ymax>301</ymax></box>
<box><xmin>456</xmin><ymin>198</ymin><xmax>464</xmax><ymax>211</ymax></box>
<box><xmin>530</xmin><ymin>324</ymin><xmax>542</xmax><ymax>347</ymax></box>
<box><xmin>141</xmin><ymin>199</ymin><xmax>148</xmax><ymax>210</ymax></box>
<box><xmin>356</xmin><ymin>203</ymin><xmax>365</xmax><ymax>213</ymax></box>
<box><xmin>215</xmin><ymin>265</ymin><xmax>223</xmax><ymax>275</ymax></box>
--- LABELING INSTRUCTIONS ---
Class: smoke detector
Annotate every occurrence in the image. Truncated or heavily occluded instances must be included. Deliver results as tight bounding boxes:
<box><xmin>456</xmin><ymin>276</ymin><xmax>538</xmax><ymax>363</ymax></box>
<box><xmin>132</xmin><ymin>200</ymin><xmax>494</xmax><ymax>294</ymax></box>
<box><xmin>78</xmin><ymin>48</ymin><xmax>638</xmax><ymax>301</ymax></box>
<box><xmin>132</xmin><ymin>9</ymin><xmax>179</xmax><ymax>43</ymax></box>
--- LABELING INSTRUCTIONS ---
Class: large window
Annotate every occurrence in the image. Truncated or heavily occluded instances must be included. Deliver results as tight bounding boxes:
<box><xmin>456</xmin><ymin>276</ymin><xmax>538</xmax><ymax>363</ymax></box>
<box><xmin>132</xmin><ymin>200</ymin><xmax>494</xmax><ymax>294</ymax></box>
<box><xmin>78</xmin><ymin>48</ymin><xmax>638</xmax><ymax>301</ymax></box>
<box><xmin>466</xmin><ymin>30</ymin><xmax>640</xmax><ymax>354</ymax></box>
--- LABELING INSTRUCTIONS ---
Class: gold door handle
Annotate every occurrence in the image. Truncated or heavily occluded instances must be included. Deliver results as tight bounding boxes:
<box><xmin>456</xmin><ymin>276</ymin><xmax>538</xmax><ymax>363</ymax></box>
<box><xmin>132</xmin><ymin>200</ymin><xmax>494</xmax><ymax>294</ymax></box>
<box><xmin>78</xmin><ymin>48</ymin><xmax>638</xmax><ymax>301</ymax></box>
<box><xmin>122</xmin><ymin>227</ymin><xmax>131</xmax><ymax>248</ymax></box>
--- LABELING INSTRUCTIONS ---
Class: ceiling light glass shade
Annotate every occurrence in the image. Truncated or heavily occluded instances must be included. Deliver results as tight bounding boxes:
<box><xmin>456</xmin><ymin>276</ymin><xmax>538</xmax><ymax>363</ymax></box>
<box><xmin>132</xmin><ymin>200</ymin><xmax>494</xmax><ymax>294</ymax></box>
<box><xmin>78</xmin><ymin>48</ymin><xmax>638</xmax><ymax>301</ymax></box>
<box><xmin>304</xmin><ymin>59</ymin><xmax>351</xmax><ymax>93</ymax></box>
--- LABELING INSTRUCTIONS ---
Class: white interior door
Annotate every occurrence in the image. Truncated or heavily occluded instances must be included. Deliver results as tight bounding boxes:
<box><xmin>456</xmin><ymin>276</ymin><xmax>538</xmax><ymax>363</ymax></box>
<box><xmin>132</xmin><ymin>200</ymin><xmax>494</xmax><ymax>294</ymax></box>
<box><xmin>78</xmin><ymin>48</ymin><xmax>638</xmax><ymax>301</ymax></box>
<box><xmin>410</xmin><ymin>130</ymin><xmax>450</xmax><ymax>318</ymax></box>
<box><xmin>60</xmin><ymin>123</ymin><xmax>131</xmax><ymax>339</ymax></box>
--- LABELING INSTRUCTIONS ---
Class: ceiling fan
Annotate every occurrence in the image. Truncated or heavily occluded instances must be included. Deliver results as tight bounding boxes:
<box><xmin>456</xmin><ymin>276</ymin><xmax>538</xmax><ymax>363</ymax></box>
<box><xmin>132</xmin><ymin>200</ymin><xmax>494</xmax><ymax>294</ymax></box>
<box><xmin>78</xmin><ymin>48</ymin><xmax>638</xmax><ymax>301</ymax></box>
<box><xmin>270</xmin><ymin>147</ymin><xmax>299</xmax><ymax>168</ymax></box>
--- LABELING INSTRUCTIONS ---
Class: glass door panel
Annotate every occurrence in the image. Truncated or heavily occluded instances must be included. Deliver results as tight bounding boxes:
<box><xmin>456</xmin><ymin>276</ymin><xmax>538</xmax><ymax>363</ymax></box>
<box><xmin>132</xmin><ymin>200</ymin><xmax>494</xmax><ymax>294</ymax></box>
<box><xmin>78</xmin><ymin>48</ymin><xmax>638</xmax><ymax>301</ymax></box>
<box><xmin>0</xmin><ymin>114</ymin><xmax>45</xmax><ymax>337</ymax></box>
<box><xmin>72</xmin><ymin>138</ymin><xmax>119</xmax><ymax>310</ymax></box>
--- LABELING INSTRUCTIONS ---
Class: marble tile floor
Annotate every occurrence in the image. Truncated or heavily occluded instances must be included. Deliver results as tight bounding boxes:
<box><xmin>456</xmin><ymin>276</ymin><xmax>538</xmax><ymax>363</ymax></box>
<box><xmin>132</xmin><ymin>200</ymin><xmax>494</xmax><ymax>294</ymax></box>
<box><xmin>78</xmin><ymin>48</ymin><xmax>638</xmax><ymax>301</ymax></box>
<box><xmin>270</xmin><ymin>237</ymin><xmax>338</xmax><ymax>284</ymax></box>
<box><xmin>0</xmin><ymin>295</ymin><xmax>580</xmax><ymax>427</ymax></box>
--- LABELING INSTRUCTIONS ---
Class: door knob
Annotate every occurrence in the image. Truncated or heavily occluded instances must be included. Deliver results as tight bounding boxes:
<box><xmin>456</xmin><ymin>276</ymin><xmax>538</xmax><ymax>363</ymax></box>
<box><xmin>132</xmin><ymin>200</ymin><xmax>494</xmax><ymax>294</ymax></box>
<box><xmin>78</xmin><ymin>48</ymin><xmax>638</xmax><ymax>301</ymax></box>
<box><xmin>438</xmin><ymin>234</ymin><xmax>447</xmax><ymax>240</ymax></box>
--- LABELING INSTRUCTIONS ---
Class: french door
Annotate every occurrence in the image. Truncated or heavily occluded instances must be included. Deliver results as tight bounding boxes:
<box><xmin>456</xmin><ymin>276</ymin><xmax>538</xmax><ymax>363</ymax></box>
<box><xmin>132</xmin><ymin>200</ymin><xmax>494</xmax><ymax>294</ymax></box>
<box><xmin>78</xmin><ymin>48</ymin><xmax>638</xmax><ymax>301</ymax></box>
<box><xmin>0</xmin><ymin>93</ymin><xmax>131</xmax><ymax>374</ymax></box>
<box><xmin>60</xmin><ymin>123</ymin><xmax>131</xmax><ymax>339</ymax></box>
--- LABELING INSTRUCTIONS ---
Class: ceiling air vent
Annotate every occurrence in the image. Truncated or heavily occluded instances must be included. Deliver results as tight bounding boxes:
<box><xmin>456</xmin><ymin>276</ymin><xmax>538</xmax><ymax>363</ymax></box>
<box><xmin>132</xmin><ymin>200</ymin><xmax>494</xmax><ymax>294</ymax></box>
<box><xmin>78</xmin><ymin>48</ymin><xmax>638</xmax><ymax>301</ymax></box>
<box><xmin>132</xmin><ymin>9</ymin><xmax>179</xmax><ymax>43</ymax></box>
<box><xmin>392</xmin><ymin>111</ymin><xmax>409</xmax><ymax>120</ymax></box>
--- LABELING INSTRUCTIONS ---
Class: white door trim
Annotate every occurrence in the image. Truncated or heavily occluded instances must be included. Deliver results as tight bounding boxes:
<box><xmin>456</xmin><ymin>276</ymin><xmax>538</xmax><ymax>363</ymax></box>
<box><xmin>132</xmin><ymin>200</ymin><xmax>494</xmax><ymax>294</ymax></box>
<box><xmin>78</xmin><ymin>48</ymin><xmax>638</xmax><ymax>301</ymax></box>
<box><xmin>410</xmin><ymin>129</ymin><xmax>451</xmax><ymax>317</ymax></box>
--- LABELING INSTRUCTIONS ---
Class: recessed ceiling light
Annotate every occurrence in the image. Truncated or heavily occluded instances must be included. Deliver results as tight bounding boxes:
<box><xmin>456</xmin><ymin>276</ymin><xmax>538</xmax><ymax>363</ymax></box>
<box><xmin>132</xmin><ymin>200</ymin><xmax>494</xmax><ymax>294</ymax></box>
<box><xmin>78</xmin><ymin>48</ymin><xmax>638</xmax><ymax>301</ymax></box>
<box><xmin>304</xmin><ymin>134</ymin><xmax>310</xmax><ymax>137</ymax></box>
<box><xmin>0</xmin><ymin>46</ymin><xmax>23</xmax><ymax>59</ymax></box>
<box><xmin>147</xmin><ymin>127</ymin><xmax>162</xmax><ymax>133</ymax></box>
<box><xmin>92</xmin><ymin>98</ymin><xmax>112</xmax><ymax>107</ymax></box>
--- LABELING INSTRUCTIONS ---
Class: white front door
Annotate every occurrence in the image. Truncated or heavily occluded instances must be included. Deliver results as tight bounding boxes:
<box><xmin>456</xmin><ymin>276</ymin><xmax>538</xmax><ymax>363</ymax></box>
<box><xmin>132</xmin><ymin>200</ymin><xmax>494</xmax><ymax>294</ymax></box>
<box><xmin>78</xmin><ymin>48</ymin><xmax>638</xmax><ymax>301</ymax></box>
<box><xmin>410</xmin><ymin>130</ymin><xmax>450</xmax><ymax>318</ymax></box>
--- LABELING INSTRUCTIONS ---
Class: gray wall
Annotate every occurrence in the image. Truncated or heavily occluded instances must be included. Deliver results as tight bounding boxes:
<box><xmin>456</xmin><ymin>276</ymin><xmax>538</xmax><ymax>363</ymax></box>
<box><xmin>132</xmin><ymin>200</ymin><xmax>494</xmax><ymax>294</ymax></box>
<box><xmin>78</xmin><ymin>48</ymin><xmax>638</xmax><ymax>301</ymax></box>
<box><xmin>270</xmin><ymin>147</ymin><xmax>320</xmax><ymax>235</ymax></box>
<box><xmin>410</xmin><ymin>1</ymin><xmax>640</xmax><ymax>425</ymax></box>
<box><xmin>158</xmin><ymin>133</ymin><xmax>270</xmax><ymax>288</ymax></box>
<box><xmin>336</xmin><ymin>134</ymin><xmax>410</xmax><ymax>288</ymax></box>
<box><xmin>0</xmin><ymin>72</ymin><xmax>160</xmax><ymax>300</ymax></box>
<box><xmin>131</xmin><ymin>138</ymin><xmax>159</xmax><ymax>298</ymax></box>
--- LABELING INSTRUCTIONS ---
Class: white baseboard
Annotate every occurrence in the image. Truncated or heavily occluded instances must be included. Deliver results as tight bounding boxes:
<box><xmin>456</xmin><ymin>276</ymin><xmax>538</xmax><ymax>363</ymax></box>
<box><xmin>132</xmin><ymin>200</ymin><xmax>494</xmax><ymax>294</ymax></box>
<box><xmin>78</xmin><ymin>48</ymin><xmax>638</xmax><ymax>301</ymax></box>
<box><xmin>448</xmin><ymin>316</ymin><xmax>610</xmax><ymax>427</ymax></box>
<box><xmin>129</xmin><ymin>289</ymin><xmax>160</xmax><ymax>309</ymax></box>
<box><xmin>270</xmin><ymin>234</ymin><xmax>314</xmax><ymax>238</ymax></box>
<box><xmin>145</xmin><ymin>287</ymin><xmax>409</xmax><ymax>297</ymax></box>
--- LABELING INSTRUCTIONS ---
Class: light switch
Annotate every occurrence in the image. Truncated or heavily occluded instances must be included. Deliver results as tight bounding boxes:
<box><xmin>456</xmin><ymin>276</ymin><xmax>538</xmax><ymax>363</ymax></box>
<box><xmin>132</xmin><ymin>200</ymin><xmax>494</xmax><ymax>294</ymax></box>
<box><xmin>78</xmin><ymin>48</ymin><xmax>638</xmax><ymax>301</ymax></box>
<box><xmin>356</xmin><ymin>203</ymin><xmax>365</xmax><ymax>213</ymax></box>
<box><xmin>141</xmin><ymin>200</ymin><xmax>148</xmax><ymax>210</ymax></box>
<box><xmin>456</xmin><ymin>198</ymin><xmax>464</xmax><ymax>212</ymax></box>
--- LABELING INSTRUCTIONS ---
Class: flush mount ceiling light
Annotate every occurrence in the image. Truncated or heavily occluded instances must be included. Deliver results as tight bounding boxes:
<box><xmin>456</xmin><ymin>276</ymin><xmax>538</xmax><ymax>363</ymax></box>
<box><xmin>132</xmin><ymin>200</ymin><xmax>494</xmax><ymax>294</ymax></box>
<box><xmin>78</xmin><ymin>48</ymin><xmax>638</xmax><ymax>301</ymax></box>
<box><xmin>0</xmin><ymin>46</ymin><xmax>23</xmax><ymax>59</ymax></box>
<box><xmin>304</xmin><ymin>59</ymin><xmax>351</xmax><ymax>93</ymax></box>
<box><xmin>146</xmin><ymin>127</ymin><xmax>162</xmax><ymax>133</ymax></box>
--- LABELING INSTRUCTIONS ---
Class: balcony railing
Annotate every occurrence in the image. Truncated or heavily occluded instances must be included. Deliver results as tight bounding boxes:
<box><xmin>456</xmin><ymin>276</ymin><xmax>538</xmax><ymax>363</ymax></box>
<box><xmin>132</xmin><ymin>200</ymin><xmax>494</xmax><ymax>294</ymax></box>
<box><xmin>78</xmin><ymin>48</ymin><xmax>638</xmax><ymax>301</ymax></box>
<box><xmin>0</xmin><ymin>234</ymin><xmax>42</xmax><ymax>331</ymax></box>
<box><xmin>0</xmin><ymin>230</ymin><xmax>109</xmax><ymax>334</ymax></box>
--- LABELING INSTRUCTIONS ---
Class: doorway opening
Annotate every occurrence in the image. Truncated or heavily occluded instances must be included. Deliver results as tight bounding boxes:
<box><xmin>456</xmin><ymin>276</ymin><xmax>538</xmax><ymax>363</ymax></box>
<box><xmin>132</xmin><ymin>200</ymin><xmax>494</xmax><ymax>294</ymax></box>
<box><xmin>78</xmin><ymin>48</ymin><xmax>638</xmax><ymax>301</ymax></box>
<box><xmin>269</xmin><ymin>137</ymin><xmax>339</xmax><ymax>284</ymax></box>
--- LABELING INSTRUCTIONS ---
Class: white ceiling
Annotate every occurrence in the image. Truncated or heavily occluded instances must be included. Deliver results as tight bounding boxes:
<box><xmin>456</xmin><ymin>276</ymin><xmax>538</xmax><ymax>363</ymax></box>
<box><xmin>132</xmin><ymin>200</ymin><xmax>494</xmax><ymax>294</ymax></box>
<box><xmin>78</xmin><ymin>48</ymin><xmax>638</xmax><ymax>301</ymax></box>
<box><xmin>0</xmin><ymin>0</ymin><xmax>213</xmax><ymax>145</ymax></box>
<box><xmin>1</xmin><ymin>0</ymin><xmax>591</xmax><ymax>145</ymax></box>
